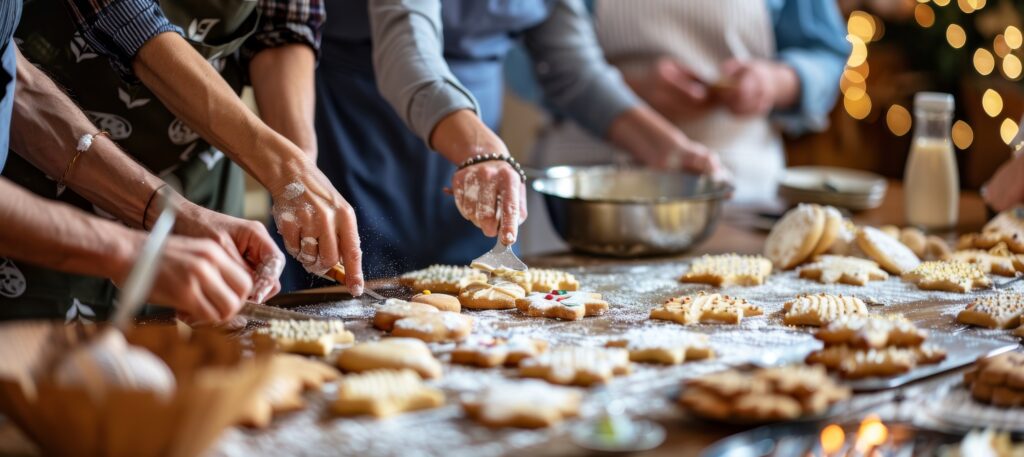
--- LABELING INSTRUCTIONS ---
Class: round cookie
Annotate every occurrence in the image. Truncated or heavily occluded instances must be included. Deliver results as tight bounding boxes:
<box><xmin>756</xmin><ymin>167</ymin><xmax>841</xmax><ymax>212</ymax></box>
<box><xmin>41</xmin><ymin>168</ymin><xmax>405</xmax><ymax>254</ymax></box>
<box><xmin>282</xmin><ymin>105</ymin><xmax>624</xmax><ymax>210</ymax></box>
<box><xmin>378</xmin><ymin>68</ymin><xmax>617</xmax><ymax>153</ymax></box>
<box><xmin>856</xmin><ymin>226</ymin><xmax>921</xmax><ymax>274</ymax></box>
<box><xmin>411</xmin><ymin>291</ymin><xmax>461</xmax><ymax>312</ymax></box>
<box><xmin>811</xmin><ymin>206</ymin><xmax>843</xmax><ymax>257</ymax></box>
<box><xmin>764</xmin><ymin>204</ymin><xmax>826</xmax><ymax>269</ymax></box>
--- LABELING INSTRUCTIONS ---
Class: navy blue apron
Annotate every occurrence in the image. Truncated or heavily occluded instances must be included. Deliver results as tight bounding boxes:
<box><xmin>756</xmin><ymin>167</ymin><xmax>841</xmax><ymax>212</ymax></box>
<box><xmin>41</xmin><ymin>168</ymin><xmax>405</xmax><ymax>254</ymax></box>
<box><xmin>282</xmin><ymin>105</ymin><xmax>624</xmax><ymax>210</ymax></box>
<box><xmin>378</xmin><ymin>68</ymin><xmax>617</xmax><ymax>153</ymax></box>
<box><xmin>276</xmin><ymin>0</ymin><xmax>549</xmax><ymax>290</ymax></box>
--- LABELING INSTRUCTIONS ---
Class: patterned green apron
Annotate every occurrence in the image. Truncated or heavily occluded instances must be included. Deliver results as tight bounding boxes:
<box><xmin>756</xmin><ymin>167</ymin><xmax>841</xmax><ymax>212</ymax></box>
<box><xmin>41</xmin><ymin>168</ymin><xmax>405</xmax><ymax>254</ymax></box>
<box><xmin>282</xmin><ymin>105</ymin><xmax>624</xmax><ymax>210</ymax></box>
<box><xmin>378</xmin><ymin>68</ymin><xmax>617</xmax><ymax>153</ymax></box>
<box><xmin>0</xmin><ymin>0</ymin><xmax>258</xmax><ymax>321</ymax></box>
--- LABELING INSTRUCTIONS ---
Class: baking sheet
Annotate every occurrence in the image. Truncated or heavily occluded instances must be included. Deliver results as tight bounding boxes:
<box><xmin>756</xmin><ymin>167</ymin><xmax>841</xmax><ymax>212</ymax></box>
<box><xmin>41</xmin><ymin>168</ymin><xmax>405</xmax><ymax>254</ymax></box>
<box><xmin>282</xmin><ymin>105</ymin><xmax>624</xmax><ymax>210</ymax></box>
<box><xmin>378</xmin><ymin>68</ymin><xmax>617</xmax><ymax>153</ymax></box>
<box><xmin>211</xmin><ymin>260</ymin><xmax>1024</xmax><ymax>457</ymax></box>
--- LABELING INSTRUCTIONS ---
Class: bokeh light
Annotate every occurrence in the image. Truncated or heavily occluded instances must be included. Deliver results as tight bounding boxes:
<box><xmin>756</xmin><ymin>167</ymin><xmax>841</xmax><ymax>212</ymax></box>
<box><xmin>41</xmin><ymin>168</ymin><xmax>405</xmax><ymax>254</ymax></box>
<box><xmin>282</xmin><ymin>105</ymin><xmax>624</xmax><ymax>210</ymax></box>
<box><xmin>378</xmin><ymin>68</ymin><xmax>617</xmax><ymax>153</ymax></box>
<box><xmin>946</xmin><ymin>24</ymin><xmax>967</xmax><ymax>48</ymax></box>
<box><xmin>995</xmin><ymin>34</ymin><xmax>1010</xmax><ymax>57</ymax></box>
<box><xmin>845</xmin><ymin>94</ymin><xmax>873</xmax><ymax>120</ymax></box>
<box><xmin>848</xmin><ymin>12</ymin><xmax>876</xmax><ymax>43</ymax></box>
<box><xmin>957</xmin><ymin>0</ymin><xmax>976</xmax><ymax>13</ymax></box>
<box><xmin>1003</xmin><ymin>54</ymin><xmax>1023</xmax><ymax>79</ymax></box>
<box><xmin>847</xmin><ymin>36</ymin><xmax>868</xmax><ymax>67</ymax></box>
<box><xmin>952</xmin><ymin>120</ymin><xmax>974</xmax><ymax>149</ymax></box>
<box><xmin>1006</xmin><ymin>26</ymin><xmax>1023</xmax><ymax>49</ymax></box>
<box><xmin>974</xmin><ymin>48</ymin><xmax>995</xmax><ymax>75</ymax></box>
<box><xmin>982</xmin><ymin>89</ymin><xmax>1004</xmax><ymax>117</ymax></box>
<box><xmin>886</xmin><ymin>105</ymin><xmax>912</xmax><ymax>136</ymax></box>
<box><xmin>914</xmin><ymin>4</ymin><xmax>935</xmax><ymax>27</ymax></box>
<box><xmin>1001</xmin><ymin>118</ymin><xmax>1019</xmax><ymax>144</ymax></box>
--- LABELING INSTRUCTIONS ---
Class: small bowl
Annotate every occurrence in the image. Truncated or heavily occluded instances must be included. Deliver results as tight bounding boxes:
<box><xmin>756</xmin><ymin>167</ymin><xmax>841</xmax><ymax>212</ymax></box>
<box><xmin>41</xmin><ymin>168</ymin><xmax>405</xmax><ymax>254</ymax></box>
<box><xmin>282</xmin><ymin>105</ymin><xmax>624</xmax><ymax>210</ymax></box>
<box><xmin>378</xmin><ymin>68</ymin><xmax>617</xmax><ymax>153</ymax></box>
<box><xmin>531</xmin><ymin>166</ymin><xmax>731</xmax><ymax>257</ymax></box>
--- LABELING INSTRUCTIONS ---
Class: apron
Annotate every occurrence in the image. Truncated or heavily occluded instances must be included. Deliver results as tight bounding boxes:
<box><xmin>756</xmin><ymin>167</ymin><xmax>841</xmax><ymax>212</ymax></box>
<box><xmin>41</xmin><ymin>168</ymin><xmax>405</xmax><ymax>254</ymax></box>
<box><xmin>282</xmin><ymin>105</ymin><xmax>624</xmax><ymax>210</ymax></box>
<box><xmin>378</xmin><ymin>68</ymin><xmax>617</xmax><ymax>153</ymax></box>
<box><xmin>0</xmin><ymin>0</ymin><xmax>21</xmax><ymax>172</ymax></box>
<box><xmin>0</xmin><ymin>0</ymin><xmax>257</xmax><ymax>320</ymax></box>
<box><xmin>276</xmin><ymin>0</ymin><xmax>550</xmax><ymax>291</ymax></box>
<box><xmin>520</xmin><ymin>0</ymin><xmax>784</xmax><ymax>255</ymax></box>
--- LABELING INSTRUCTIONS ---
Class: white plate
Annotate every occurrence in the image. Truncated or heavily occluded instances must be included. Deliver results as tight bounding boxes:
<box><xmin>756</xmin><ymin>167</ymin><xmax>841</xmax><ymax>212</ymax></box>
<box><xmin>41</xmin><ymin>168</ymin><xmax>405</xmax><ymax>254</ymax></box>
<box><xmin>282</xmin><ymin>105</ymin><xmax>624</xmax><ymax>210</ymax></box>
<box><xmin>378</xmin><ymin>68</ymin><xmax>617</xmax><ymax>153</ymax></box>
<box><xmin>780</xmin><ymin>166</ymin><xmax>888</xmax><ymax>196</ymax></box>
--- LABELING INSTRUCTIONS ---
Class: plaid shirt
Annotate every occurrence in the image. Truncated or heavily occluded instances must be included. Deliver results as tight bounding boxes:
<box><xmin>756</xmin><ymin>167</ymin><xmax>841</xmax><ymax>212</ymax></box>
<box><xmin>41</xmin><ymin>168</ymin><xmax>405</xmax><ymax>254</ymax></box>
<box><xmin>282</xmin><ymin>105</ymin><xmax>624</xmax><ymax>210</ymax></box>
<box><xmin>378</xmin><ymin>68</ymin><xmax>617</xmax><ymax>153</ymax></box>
<box><xmin>62</xmin><ymin>0</ymin><xmax>324</xmax><ymax>79</ymax></box>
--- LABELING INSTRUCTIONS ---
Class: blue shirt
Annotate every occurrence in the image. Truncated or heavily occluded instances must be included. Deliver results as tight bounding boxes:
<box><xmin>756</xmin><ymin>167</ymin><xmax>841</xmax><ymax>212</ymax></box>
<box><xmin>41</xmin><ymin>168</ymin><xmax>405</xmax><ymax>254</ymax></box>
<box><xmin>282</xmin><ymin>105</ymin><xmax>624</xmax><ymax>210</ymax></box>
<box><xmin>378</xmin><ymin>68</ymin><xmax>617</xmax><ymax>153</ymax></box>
<box><xmin>0</xmin><ymin>1</ymin><xmax>23</xmax><ymax>172</ymax></box>
<box><xmin>506</xmin><ymin>0</ymin><xmax>850</xmax><ymax>135</ymax></box>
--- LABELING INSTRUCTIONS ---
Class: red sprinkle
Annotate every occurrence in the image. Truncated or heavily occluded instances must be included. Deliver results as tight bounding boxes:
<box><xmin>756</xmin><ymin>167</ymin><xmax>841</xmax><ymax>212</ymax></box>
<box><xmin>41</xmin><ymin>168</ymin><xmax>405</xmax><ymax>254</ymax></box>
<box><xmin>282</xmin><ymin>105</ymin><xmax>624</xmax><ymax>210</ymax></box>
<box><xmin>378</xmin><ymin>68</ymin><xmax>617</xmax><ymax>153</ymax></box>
<box><xmin>545</xmin><ymin>294</ymin><xmax>554</xmax><ymax>300</ymax></box>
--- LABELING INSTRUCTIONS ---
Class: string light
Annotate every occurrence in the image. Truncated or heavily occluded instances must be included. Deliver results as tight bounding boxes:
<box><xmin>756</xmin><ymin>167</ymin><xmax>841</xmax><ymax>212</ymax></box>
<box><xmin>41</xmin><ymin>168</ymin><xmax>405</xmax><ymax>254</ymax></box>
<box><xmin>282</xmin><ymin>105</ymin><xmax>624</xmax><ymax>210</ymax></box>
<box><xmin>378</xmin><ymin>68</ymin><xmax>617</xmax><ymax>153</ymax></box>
<box><xmin>1001</xmin><ymin>118</ymin><xmax>1019</xmax><ymax>144</ymax></box>
<box><xmin>946</xmin><ymin>24</ymin><xmax>967</xmax><ymax>48</ymax></box>
<box><xmin>886</xmin><ymin>105</ymin><xmax>912</xmax><ymax>136</ymax></box>
<box><xmin>995</xmin><ymin>34</ymin><xmax>1010</xmax><ymax>57</ymax></box>
<box><xmin>1006</xmin><ymin>26</ymin><xmax>1023</xmax><ymax>49</ymax></box>
<box><xmin>848</xmin><ymin>12</ymin><xmax>876</xmax><ymax>43</ymax></box>
<box><xmin>952</xmin><ymin>120</ymin><xmax>974</xmax><ymax>149</ymax></box>
<box><xmin>847</xmin><ymin>36</ymin><xmax>868</xmax><ymax>67</ymax></box>
<box><xmin>982</xmin><ymin>89</ymin><xmax>1004</xmax><ymax>117</ymax></box>
<box><xmin>974</xmin><ymin>48</ymin><xmax>995</xmax><ymax>75</ymax></box>
<box><xmin>1003</xmin><ymin>54</ymin><xmax>1023</xmax><ymax>79</ymax></box>
<box><xmin>845</xmin><ymin>94</ymin><xmax>873</xmax><ymax>120</ymax></box>
<box><xmin>914</xmin><ymin>4</ymin><xmax>936</xmax><ymax>27</ymax></box>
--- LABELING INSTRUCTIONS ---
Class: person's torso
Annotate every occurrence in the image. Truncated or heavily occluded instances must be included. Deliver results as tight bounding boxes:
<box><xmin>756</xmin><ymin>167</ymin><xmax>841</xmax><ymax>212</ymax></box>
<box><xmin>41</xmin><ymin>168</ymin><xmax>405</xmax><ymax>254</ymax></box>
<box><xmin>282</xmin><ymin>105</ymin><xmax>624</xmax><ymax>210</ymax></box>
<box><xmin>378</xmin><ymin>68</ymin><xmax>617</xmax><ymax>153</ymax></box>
<box><xmin>15</xmin><ymin>0</ymin><xmax>258</xmax><ymax>176</ymax></box>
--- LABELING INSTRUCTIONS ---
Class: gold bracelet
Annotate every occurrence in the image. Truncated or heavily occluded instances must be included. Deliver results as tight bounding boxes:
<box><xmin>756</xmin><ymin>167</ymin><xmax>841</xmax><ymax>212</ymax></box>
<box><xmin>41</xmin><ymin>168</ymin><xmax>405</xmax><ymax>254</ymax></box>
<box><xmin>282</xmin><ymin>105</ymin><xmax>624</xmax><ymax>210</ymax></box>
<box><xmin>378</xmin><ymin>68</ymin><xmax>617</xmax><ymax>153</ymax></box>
<box><xmin>56</xmin><ymin>130</ymin><xmax>109</xmax><ymax>196</ymax></box>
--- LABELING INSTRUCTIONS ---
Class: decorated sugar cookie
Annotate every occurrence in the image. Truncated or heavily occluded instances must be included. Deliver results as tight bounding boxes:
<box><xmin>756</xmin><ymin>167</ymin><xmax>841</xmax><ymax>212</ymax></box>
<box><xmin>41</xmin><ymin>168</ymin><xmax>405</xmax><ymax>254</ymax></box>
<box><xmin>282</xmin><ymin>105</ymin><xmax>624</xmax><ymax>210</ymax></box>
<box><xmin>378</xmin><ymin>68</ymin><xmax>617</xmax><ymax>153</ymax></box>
<box><xmin>514</xmin><ymin>290</ymin><xmax>608</xmax><ymax>321</ymax></box>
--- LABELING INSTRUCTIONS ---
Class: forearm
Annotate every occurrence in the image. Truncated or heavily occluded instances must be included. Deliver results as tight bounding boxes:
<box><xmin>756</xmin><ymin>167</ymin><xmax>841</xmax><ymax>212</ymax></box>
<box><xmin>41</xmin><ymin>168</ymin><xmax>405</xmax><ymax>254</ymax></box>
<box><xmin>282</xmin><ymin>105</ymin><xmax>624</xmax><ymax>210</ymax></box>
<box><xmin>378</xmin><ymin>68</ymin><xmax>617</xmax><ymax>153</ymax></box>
<box><xmin>10</xmin><ymin>49</ymin><xmax>161</xmax><ymax>229</ymax></box>
<box><xmin>768</xmin><ymin>62</ymin><xmax>800</xmax><ymax>110</ymax></box>
<box><xmin>250</xmin><ymin>44</ymin><xmax>318</xmax><ymax>160</ymax></box>
<box><xmin>429</xmin><ymin>110</ymin><xmax>508</xmax><ymax>164</ymax></box>
<box><xmin>0</xmin><ymin>178</ymin><xmax>140</xmax><ymax>282</ymax></box>
<box><xmin>132</xmin><ymin>32</ymin><xmax>311</xmax><ymax>191</ymax></box>
<box><xmin>606</xmin><ymin>106</ymin><xmax>678</xmax><ymax>154</ymax></box>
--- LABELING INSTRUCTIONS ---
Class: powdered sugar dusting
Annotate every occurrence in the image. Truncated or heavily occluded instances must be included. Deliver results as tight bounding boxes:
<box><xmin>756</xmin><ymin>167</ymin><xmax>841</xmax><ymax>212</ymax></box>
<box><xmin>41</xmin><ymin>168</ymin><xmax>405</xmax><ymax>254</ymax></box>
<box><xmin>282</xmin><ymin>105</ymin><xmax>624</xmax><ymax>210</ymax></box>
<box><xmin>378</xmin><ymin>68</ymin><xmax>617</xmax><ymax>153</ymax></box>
<box><xmin>213</xmin><ymin>260</ymin><xmax>1024</xmax><ymax>456</ymax></box>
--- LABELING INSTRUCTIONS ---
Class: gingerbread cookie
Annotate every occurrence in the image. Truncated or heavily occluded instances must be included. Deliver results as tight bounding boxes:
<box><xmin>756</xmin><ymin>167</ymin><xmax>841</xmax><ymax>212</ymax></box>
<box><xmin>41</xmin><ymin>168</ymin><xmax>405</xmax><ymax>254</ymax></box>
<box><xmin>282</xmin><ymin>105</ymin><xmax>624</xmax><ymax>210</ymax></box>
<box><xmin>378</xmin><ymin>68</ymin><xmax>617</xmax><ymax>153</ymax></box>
<box><xmin>519</xmin><ymin>346</ymin><xmax>632</xmax><ymax>386</ymax></box>
<box><xmin>373</xmin><ymin>298</ymin><xmax>472</xmax><ymax>342</ymax></box>
<box><xmin>450</xmin><ymin>335</ymin><xmax>548</xmax><ymax>367</ymax></box>
<box><xmin>949</xmin><ymin>243</ymin><xmax>1024</xmax><ymax>277</ymax></box>
<box><xmin>903</xmin><ymin>260</ymin><xmax>992</xmax><ymax>293</ymax></box>
<box><xmin>957</xmin><ymin>293</ymin><xmax>1024</xmax><ymax>329</ymax></box>
<box><xmin>679</xmin><ymin>365</ymin><xmax>850</xmax><ymax>422</ymax></box>
<box><xmin>515</xmin><ymin>290</ymin><xmax>608</xmax><ymax>321</ymax></box>
<box><xmin>857</xmin><ymin>226</ymin><xmax>921</xmax><ymax>274</ymax></box>
<box><xmin>400</xmin><ymin>265</ymin><xmax>487</xmax><ymax>294</ymax></box>
<box><xmin>240</xmin><ymin>354</ymin><xmax>342</xmax><ymax>428</ymax></box>
<box><xmin>650</xmin><ymin>292</ymin><xmax>762</xmax><ymax>325</ymax></box>
<box><xmin>332</xmin><ymin>369</ymin><xmax>445</xmax><ymax>418</ymax></box>
<box><xmin>462</xmin><ymin>381</ymin><xmax>581</xmax><ymax>428</ymax></box>
<box><xmin>679</xmin><ymin>254</ymin><xmax>773</xmax><ymax>287</ymax></box>
<box><xmin>764</xmin><ymin>204</ymin><xmax>826</xmax><ymax>269</ymax></box>
<box><xmin>798</xmin><ymin>255</ymin><xmax>889</xmax><ymax>286</ymax></box>
<box><xmin>782</xmin><ymin>293</ymin><xmax>868</xmax><ymax>327</ymax></box>
<box><xmin>392</xmin><ymin>312</ymin><xmax>474</xmax><ymax>343</ymax></box>
<box><xmin>410</xmin><ymin>291</ymin><xmax>461</xmax><ymax>312</ymax></box>
<box><xmin>253</xmin><ymin>319</ymin><xmax>355</xmax><ymax>356</ymax></box>
<box><xmin>605</xmin><ymin>331</ymin><xmax>713</xmax><ymax>365</ymax></box>
<box><xmin>372</xmin><ymin>299</ymin><xmax>438</xmax><ymax>331</ymax></box>
<box><xmin>458</xmin><ymin>280</ymin><xmax>527</xmax><ymax>310</ymax></box>
<box><xmin>805</xmin><ymin>344</ymin><xmax>946</xmax><ymax>379</ymax></box>
<box><xmin>336</xmin><ymin>338</ymin><xmax>443</xmax><ymax>379</ymax></box>
<box><xmin>481</xmin><ymin>267</ymin><xmax>581</xmax><ymax>293</ymax></box>
<box><xmin>815</xmin><ymin>315</ymin><xmax>926</xmax><ymax>348</ymax></box>
<box><xmin>963</xmin><ymin>352</ymin><xmax>1024</xmax><ymax>407</ymax></box>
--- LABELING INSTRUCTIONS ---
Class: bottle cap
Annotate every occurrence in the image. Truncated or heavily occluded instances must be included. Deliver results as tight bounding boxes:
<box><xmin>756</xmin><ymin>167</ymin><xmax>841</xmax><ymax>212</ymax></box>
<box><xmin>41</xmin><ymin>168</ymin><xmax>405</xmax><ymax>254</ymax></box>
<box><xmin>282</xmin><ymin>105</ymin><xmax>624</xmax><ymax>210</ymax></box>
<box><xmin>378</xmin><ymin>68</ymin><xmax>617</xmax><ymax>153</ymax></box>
<box><xmin>914</xmin><ymin>92</ymin><xmax>954</xmax><ymax>113</ymax></box>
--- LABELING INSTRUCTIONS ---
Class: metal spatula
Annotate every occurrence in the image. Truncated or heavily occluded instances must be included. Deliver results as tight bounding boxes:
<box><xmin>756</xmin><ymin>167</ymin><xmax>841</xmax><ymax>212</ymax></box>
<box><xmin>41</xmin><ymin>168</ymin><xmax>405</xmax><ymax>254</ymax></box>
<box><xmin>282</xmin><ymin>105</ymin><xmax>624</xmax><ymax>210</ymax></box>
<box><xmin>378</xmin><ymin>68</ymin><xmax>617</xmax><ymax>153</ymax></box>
<box><xmin>470</xmin><ymin>198</ymin><xmax>527</xmax><ymax>273</ymax></box>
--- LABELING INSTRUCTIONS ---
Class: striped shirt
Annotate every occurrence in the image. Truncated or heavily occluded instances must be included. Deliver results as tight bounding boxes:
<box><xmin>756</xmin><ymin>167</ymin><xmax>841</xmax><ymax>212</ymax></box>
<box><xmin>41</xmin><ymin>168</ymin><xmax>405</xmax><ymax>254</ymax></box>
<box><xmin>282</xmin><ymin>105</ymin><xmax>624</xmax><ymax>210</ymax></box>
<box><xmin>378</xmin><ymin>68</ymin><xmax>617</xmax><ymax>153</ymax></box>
<box><xmin>62</xmin><ymin>0</ymin><xmax>324</xmax><ymax>80</ymax></box>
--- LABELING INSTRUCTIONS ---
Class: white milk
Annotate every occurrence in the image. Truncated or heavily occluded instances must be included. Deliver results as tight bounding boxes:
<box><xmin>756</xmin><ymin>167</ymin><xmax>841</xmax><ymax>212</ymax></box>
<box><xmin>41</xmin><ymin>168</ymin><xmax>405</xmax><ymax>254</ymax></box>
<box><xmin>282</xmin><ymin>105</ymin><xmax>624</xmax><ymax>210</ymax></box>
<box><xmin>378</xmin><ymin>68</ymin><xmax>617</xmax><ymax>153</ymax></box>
<box><xmin>904</xmin><ymin>93</ymin><xmax>959</xmax><ymax>230</ymax></box>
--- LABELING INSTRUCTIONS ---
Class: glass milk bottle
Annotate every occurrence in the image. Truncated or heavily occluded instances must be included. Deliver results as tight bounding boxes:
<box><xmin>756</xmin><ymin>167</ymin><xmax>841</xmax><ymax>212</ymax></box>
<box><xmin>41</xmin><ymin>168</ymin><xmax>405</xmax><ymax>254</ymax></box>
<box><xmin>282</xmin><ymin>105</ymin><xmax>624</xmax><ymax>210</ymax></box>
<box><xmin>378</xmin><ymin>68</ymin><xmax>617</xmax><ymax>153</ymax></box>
<box><xmin>904</xmin><ymin>92</ymin><xmax>959</xmax><ymax>230</ymax></box>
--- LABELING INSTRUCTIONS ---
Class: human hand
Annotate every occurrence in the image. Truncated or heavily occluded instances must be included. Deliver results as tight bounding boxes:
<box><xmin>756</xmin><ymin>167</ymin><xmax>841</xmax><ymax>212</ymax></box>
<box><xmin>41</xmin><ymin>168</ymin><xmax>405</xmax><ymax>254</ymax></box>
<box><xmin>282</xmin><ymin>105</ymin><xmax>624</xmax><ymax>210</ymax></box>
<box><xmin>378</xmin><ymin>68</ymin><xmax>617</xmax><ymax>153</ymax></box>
<box><xmin>624</xmin><ymin>57</ymin><xmax>711</xmax><ymax>122</ymax></box>
<box><xmin>717</xmin><ymin>58</ymin><xmax>798</xmax><ymax>116</ymax></box>
<box><xmin>608</xmin><ymin>106</ymin><xmax>729</xmax><ymax>180</ymax></box>
<box><xmin>452</xmin><ymin>156</ymin><xmax>528</xmax><ymax>245</ymax></box>
<box><xmin>268</xmin><ymin>165</ymin><xmax>364</xmax><ymax>296</ymax></box>
<box><xmin>173</xmin><ymin>200</ymin><xmax>285</xmax><ymax>303</ymax></box>
<box><xmin>115</xmin><ymin>235</ymin><xmax>253</xmax><ymax>324</ymax></box>
<box><xmin>983</xmin><ymin>153</ymin><xmax>1024</xmax><ymax>211</ymax></box>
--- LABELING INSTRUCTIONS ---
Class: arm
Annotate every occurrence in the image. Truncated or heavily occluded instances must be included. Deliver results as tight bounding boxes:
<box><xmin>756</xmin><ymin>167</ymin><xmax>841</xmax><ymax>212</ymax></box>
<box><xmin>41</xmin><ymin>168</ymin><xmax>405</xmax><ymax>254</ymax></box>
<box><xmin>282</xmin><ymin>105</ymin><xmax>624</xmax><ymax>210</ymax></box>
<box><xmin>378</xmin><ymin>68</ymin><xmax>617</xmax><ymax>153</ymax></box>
<box><xmin>767</xmin><ymin>0</ymin><xmax>850</xmax><ymax>134</ymax></box>
<box><xmin>522</xmin><ymin>0</ymin><xmax>723</xmax><ymax>176</ymax></box>
<box><xmin>0</xmin><ymin>178</ymin><xmax>251</xmax><ymax>322</ymax></box>
<box><xmin>10</xmin><ymin>48</ymin><xmax>285</xmax><ymax>302</ymax></box>
<box><xmin>246</xmin><ymin>0</ymin><xmax>324</xmax><ymax>160</ymax></box>
<box><xmin>370</xmin><ymin>0</ymin><xmax>525</xmax><ymax>243</ymax></box>
<box><xmin>60</xmin><ymin>0</ymin><xmax>364</xmax><ymax>294</ymax></box>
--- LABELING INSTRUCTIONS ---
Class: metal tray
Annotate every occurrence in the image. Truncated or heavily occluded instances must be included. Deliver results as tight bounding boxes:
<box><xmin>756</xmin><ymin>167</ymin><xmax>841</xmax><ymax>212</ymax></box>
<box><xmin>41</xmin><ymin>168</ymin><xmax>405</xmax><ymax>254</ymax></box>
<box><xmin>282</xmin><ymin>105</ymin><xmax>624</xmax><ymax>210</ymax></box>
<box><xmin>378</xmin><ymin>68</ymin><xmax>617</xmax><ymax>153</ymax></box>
<box><xmin>842</xmin><ymin>333</ymin><xmax>1019</xmax><ymax>392</ymax></box>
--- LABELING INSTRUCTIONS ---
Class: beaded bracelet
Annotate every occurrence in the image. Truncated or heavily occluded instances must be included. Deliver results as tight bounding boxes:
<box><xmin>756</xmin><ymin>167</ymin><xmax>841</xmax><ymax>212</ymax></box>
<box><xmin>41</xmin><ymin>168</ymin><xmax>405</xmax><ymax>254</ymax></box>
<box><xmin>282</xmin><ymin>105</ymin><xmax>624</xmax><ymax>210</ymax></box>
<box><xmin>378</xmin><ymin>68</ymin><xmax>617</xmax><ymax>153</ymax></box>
<box><xmin>56</xmin><ymin>130</ymin><xmax>109</xmax><ymax>197</ymax></box>
<box><xmin>456</xmin><ymin>153</ymin><xmax>526</xmax><ymax>183</ymax></box>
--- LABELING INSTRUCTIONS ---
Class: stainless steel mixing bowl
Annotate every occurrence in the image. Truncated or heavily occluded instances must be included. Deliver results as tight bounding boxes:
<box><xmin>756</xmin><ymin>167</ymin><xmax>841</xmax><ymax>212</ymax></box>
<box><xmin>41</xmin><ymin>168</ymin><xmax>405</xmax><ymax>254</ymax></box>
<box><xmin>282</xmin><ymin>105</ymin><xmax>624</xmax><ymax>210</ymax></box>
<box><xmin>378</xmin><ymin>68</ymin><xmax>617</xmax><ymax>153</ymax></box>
<box><xmin>531</xmin><ymin>166</ymin><xmax>731</xmax><ymax>257</ymax></box>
